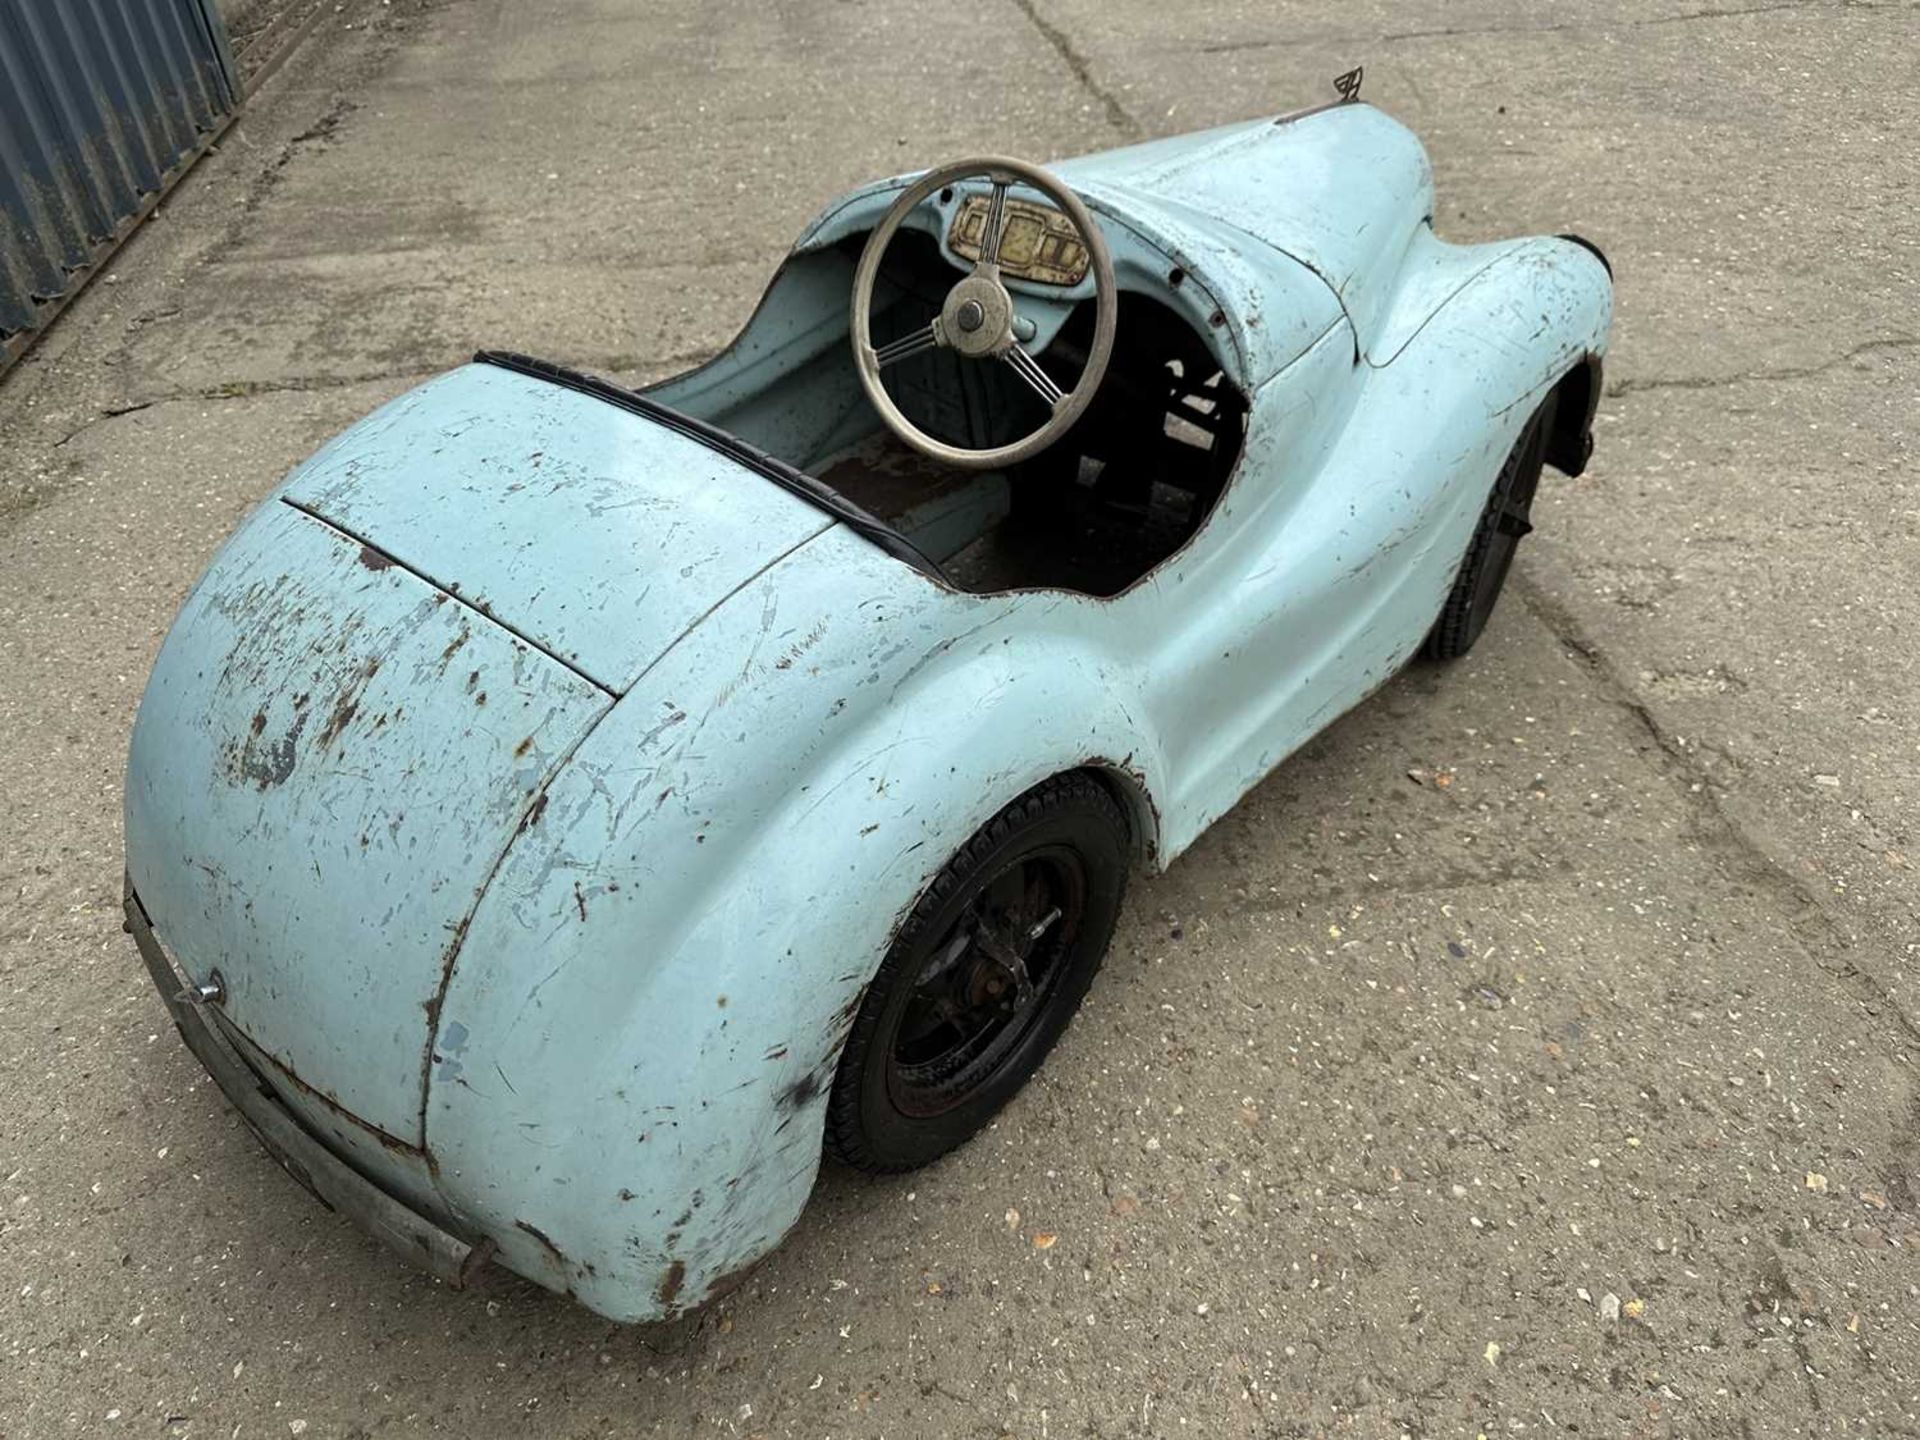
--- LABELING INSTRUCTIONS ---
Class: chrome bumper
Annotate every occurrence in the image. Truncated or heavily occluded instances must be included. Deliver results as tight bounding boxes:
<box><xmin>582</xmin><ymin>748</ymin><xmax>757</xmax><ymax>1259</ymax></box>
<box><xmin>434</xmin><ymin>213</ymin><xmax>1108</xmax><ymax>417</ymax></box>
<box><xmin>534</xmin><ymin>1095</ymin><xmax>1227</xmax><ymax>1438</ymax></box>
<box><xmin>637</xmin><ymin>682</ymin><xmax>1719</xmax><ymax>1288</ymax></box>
<box><xmin>124</xmin><ymin>877</ymin><xmax>491</xmax><ymax>1288</ymax></box>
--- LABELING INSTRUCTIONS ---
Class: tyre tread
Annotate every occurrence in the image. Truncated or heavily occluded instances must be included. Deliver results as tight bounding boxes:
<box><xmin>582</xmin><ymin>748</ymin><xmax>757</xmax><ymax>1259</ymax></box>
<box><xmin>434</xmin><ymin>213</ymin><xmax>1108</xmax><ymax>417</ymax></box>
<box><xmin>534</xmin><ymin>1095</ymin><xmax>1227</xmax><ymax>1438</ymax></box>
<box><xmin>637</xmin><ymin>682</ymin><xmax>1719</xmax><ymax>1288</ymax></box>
<box><xmin>1421</xmin><ymin>396</ymin><xmax>1555</xmax><ymax>663</ymax></box>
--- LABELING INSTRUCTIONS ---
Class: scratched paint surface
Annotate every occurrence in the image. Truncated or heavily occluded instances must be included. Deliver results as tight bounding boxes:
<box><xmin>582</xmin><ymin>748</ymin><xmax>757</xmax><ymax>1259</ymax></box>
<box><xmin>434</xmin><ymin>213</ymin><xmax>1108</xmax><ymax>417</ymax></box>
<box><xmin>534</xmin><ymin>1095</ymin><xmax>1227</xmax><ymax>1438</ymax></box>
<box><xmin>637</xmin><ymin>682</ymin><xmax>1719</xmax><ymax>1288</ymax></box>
<box><xmin>124</xmin><ymin>502</ymin><xmax>610</xmax><ymax>1141</ymax></box>
<box><xmin>1057</xmin><ymin>108</ymin><xmax>1435</xmax><ymax>344</ymax></box>
<box><xmin>127</xmin><ymin>101</ymin><xmax>1611</xmax><ymax>1321</ymax></box>
<box><xmin>283</xmin><ymin>365</ymin><xmax>834</xmax><ymax>694</ymax></box>
<box><xmin>428</xmin><ymin>529</ymin><xmax>1180</xmax><ymax>1316</ymax></box>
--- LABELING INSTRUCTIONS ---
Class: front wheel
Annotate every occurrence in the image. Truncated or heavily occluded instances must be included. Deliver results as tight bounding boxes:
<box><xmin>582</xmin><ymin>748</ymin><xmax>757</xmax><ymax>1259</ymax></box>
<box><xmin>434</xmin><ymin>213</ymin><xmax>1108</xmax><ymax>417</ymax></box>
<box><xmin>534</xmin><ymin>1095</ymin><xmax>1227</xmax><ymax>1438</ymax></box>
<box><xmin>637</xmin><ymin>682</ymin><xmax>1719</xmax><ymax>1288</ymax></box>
<box><xmin>825</xmin><ymin>773</ymin><xmax>1130</xmax><ymax>1174</ymax></box>
<box><xmin>1422</xmin><ymin>393</ymin><xmax>1558</xmax><ymax>662</ymax></box>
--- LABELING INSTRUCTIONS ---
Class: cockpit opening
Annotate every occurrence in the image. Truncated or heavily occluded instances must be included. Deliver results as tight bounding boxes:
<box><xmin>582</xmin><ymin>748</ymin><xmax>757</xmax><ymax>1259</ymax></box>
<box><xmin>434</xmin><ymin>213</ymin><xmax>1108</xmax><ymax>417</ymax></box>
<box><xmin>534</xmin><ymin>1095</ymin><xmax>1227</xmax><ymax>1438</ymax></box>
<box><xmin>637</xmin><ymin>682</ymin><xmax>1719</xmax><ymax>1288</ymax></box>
<box><xmin>643</xmin><ymin>231</ymin><xmax>1247</xmax><ymax>598</ymax></box>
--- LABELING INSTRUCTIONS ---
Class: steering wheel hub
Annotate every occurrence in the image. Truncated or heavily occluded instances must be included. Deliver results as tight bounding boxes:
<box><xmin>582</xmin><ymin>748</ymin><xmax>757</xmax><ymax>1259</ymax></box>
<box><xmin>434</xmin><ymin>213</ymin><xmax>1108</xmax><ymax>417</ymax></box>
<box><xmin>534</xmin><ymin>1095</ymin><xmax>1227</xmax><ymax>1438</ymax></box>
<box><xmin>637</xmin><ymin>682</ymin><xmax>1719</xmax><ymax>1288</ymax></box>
<box><xmin>941</xmin><ymin>274</ymin><xmax>1013</xmax><ymax>357</ymax></box>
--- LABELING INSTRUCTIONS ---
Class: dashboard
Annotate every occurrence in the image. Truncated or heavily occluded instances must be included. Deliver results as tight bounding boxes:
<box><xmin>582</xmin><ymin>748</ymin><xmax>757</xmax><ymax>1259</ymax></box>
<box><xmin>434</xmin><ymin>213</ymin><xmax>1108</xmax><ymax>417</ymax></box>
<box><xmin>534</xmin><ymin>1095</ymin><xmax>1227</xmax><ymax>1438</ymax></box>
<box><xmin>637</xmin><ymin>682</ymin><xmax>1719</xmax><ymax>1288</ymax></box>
<box><xmin>945</xmin><ymin>194</ymin><xmax>1092</xmax><ymax>287</ymax></box>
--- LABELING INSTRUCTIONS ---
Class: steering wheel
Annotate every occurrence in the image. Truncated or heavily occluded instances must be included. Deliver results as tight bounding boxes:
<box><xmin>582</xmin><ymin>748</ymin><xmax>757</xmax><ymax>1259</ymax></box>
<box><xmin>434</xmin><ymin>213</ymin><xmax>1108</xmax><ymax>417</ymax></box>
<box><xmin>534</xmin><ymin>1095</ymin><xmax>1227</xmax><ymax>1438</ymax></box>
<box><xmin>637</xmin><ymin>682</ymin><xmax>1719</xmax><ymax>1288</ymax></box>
<box><xmin>850</xmin><ymin>157</ymin><xmax>1117</xmax><ymax>472</ymax></box>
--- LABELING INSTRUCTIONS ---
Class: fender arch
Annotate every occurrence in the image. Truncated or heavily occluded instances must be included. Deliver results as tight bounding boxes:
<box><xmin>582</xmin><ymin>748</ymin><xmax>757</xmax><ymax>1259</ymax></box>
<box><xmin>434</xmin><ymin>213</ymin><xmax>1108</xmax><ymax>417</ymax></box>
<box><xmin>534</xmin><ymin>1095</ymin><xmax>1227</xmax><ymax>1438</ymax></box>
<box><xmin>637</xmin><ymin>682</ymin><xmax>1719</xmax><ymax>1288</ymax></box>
<box><xmin>1544</xmin><ymin>350</ymin><xmax>1604</xmax><ymax>478</ymax></box>
<box><xmin>423</xmin><ymin>531</ymin><xmax>1166</xmax><ymax>1320</ymax></box>
<box><xmin>1218</xmin><ymin>229</ymin><xmax>1613</xmax><ymax>745</ymax></box>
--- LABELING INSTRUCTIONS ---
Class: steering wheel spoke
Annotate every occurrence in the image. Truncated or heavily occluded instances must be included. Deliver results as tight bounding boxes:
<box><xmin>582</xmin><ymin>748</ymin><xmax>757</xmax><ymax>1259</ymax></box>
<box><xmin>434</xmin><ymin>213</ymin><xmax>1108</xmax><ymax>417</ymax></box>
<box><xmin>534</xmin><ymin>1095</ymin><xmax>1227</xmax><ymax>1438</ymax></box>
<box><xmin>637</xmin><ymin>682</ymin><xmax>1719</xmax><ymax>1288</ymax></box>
<box><xmin>873</xmin><ymin>321</ymin><xmax>944</xmax><ymax>369</ymax></box>
<box><xmin>1002</xmin><ymin>344</ymin><xmax>1065</xmax><ymax>410</ymax></box>
<box><xmin>976</xmin><ymin>178</ymin><xmax>1011</xmax><ymax>273</ymax></box>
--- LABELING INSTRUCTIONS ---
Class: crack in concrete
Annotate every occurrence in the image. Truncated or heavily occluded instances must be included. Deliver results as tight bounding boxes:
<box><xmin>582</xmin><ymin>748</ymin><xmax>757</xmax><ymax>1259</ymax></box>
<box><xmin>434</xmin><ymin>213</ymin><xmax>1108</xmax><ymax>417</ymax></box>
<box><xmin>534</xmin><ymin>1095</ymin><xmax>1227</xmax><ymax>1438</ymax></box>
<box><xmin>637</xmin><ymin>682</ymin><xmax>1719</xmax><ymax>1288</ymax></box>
<box><xmin>9</xmin><ymin>345</ymin><xmax>723</xmax><ymax>530</ymax></box>
<box><xmin>195</xmin><ymin>94</ymin><xmax>362</xmax><ymax>272</ymax></box>
<box><xmin>1608</xmin><ymin>336</ymin><xmax>1919</xmax><ymax>397</ymax></box>
<box><xmin>34</xmin><ymin>368</ymin><xmax>439</xmax><ymax>455</ymax></box>
<box><xmin>1514</xmin><ymin>570</ymin><xmax>1920</xmax><ymax>1052</ymax></box>
<box><xmin>191</xmin><ymin>4</ymin><xmax>456</xmax><ymax>276</ymax></box>
<box><xmin>44</xmin><ymin>342</ymin><xmax>724</xmax><ymax>445</ymax></box>
<box><xmin>50</xmin><ymin>400</ymin><xmax>157</xmax><ymax>448</ymax></box>
<box><xmin>1008</xmin><ymin>0</ymin><xmax>1143</xmax><ymax>140</ymax></box>
<box><xmin>1201</xmin><ymin>0</ymin><xmax>1894</xmax><ymax>53</ymax></box>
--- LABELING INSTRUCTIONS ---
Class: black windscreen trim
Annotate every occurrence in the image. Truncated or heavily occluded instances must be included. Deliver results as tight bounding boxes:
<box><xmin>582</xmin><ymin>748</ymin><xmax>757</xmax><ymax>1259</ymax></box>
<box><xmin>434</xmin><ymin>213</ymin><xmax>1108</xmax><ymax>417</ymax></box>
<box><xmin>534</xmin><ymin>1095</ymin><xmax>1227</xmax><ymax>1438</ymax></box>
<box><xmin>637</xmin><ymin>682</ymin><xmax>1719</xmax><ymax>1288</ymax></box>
<box><xmin>473</xmin><ymin>350</ymin><xmax>946</xmax><ymax>582</ymax></box>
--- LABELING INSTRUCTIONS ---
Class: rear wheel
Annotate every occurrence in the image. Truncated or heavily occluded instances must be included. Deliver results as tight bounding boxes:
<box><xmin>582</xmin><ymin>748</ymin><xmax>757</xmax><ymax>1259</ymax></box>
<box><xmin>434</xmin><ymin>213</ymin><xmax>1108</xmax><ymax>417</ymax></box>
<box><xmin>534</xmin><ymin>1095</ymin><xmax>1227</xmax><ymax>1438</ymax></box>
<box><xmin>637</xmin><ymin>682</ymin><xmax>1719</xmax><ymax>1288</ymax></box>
<box><xmin>1422</xmin><ymin>393</ymin><xmax>1557</xmax><ymax>662</ymax></box>
<box><xmin>825</xmin><ymin>773</ymin><xmax>1129</xmax><ymax>1173</ymax></box>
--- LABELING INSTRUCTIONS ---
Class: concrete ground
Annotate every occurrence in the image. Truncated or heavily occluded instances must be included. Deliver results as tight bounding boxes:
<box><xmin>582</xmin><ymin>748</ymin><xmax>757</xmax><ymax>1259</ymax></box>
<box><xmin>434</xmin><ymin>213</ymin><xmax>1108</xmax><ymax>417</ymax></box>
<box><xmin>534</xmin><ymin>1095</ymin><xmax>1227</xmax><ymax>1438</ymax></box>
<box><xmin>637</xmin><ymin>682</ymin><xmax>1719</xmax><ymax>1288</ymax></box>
<box><xmin>3</xmin><ymin>0</ymin><xmax>1916</xmax><ymax>1434</ymax></box>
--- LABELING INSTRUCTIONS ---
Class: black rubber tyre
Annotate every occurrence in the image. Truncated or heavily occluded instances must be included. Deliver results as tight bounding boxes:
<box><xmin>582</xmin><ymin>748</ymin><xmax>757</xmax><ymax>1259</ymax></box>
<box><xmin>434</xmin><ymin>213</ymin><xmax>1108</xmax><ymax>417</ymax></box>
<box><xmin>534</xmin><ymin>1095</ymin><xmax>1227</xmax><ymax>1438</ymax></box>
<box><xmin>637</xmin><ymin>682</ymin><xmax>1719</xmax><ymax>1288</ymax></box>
<box><xmin>1421</xmin><ymin>393</ymin><xmax>1558</xmax><ymax>662</ymax></box>
<box><xmin>825</xmin><ymin>773</ymin><xmax>1130</xmax><ymax>1174</ymax></box>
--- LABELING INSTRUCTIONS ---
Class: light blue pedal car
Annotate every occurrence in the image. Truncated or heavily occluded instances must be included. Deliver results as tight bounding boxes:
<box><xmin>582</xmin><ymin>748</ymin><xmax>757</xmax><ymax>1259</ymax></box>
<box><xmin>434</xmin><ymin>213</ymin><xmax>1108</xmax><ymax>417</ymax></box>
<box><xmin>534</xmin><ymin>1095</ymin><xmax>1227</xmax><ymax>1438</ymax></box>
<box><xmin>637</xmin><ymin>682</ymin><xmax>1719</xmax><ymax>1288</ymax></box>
<box><xmin>125</xmin><ymin>91</ymin><xmax>1611</xmax><ymax>1321</ymax></box>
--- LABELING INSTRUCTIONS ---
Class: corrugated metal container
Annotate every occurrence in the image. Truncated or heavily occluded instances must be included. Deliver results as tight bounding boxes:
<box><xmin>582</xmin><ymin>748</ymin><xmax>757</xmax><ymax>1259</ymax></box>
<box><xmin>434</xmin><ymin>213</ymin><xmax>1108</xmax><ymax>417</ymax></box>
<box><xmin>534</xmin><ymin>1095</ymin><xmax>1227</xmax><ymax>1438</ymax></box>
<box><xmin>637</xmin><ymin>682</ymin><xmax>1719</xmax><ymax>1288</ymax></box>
<box><xmin>1</xmin><ymin>0</ymin><xmax>240</xmax><ymax>371</ymax></box>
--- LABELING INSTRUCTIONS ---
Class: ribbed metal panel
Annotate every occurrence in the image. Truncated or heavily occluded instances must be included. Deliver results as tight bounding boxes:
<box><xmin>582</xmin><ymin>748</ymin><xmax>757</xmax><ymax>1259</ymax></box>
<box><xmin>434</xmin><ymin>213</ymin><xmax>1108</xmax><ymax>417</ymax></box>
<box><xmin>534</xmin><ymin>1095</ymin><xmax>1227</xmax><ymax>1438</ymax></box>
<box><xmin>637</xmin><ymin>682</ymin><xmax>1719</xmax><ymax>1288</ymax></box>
<box><xmin>0</xmin><ymin>0</ymin><xmax>239</xmax><ymax>369</ymax></box>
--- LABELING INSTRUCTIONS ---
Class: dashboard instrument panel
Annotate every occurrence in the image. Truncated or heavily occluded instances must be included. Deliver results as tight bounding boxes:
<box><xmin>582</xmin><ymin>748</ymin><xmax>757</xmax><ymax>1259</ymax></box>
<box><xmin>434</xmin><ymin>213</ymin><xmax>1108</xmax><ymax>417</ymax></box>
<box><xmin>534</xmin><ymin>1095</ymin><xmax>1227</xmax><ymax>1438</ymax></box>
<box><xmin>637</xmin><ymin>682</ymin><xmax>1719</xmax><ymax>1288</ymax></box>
<box><xmin>946</xmin><ymin>195</ymin><xmax>1092</xmax><ymax>286</ymax></box>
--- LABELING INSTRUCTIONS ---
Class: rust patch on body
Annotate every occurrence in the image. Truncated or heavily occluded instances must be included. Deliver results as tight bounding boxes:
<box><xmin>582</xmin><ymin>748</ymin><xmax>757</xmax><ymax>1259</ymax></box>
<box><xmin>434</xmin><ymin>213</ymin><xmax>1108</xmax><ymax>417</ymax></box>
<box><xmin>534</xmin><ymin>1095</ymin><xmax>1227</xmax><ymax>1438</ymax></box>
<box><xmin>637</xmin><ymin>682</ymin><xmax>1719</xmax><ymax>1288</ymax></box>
<box><xmin>223</xmin><ymin>1020</ymin><xmax>423</xmax><ymax>1159</ymax></box>
<box><xmin>420</xmin><ymin>913</ymin><xmax>471</xmax><ymax>1035</ymax></box>
<box><xmin>316</xmin><ymin>656</ymin><xmax>382</xmax><ymax>753</ymax></box>
<box><xmin>772</xmin><ymin>620</ymin><xmax>829</xmax><ymax>672</ymax></box>
<box><xmin>657</xmin><ymin>1259</ymin><xmax>687</xmax><ymax>1309</ymax></box>
<box><xmin>356</xmin><ymin>544</ymin><xmax>394</xmax><ymax>571</ymax></box>
<box><xmin>775</xmin><ymin>1070</ymin><xmax>821</xmax><ymax>1113</ymax></box>
<box><xmin>514</xmin><ymin>1219</ymin><xmax>567</xmax><ymax>1268</ymax></box>
<box><xmin>229</xmin><ymin>704</ymin><xmax>308</xmax><ymax>790</ymax></box>
<box><xmin>318</xmin><ymin>699</ymin><xmax>359</xmax><ymax>749</ymax></box>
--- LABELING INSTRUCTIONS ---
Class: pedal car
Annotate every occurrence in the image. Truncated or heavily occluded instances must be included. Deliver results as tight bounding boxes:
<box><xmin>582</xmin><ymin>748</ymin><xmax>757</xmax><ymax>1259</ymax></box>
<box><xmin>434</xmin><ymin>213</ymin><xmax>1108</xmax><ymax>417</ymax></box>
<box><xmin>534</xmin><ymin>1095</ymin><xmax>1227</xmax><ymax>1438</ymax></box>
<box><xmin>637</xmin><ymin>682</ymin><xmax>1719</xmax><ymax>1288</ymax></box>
<box><xmin>124</xmin><ymin>86</ymin><xmax>1611</xmax><ymax>1321</ymax></box>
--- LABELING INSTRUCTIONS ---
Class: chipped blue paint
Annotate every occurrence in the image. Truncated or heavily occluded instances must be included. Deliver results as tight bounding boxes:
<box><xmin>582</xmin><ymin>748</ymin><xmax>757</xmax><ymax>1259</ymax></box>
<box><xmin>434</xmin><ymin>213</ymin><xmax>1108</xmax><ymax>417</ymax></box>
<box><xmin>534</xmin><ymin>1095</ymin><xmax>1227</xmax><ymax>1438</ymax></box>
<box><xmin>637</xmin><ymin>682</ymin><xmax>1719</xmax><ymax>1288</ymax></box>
<box><xmin>125</xmin><ymin>101</ymin><xmax>1611</xmax><ymax>1321</ymax></box>
<box><xmin>279</xmin><ymin>366</ymin><xmax>835</xmax><ymax>692</ymax></box>
<box><xmin>126</xmin><ymin>502</ymin><xmax>611</xmax><ymax>1142</ymax></box>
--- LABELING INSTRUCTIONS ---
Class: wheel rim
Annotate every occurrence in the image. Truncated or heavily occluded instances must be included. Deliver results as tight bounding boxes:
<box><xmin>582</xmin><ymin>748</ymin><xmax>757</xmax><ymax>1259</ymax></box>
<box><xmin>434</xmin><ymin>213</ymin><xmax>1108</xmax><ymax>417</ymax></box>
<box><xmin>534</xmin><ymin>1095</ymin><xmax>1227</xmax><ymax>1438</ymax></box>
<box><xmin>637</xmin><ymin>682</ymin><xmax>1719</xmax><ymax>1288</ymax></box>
<box><xmin>885</xmin><ymin>845</ymin><xmax>1088</xmax><ymax>1118</ymax></box>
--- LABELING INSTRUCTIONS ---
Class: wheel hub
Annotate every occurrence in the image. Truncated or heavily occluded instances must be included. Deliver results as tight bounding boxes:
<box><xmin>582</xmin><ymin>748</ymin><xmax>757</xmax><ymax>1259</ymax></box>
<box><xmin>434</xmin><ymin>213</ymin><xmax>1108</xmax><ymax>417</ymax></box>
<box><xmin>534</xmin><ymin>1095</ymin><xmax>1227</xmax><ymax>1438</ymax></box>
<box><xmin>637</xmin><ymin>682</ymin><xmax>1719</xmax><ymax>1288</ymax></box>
<box><xmin>885</xmin><ymin>849</ymin><xmax>1085</xmax><ymax>1116</ymax></box>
